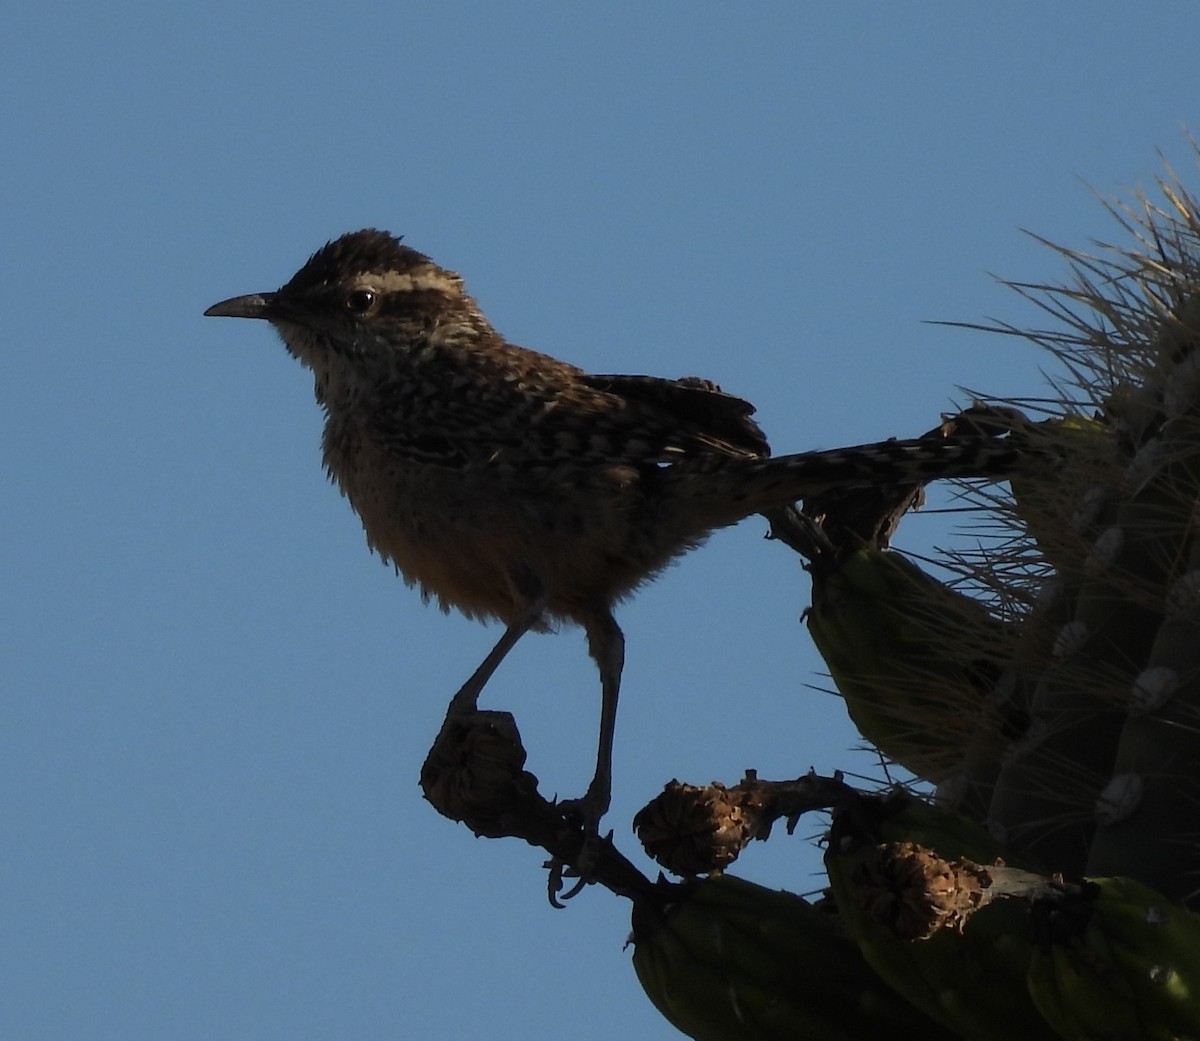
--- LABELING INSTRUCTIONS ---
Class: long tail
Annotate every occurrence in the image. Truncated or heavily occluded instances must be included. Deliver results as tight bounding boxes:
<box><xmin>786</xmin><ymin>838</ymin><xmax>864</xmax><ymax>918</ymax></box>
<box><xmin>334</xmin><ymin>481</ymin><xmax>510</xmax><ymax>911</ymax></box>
<box><xmin>668</xmin><ymin>434</ymin><xmax>1050</xmax><ymax>530</ymax></box>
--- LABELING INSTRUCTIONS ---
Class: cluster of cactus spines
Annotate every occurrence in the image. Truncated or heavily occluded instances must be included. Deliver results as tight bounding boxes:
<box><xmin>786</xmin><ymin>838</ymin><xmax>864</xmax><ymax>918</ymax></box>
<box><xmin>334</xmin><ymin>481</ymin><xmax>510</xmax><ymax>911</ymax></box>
<box><xmin>1083</xmin><ymin>411</ymin><xmax>1200</xmax><ymax>890</ymax></box>
<box><xmin>628</xmin><ymin>150</ymin><xmax>1200</xmax><ymax>1041</ymax></box>
<box><xmin>941</xmin><ymin>413</ymin><xmax>1118</xmax><ymax>827</ymax></box>
<box><xmin>953</xmin><ymin>165</ymin><xmax>1200</xmax><ymax>901</ymax></box>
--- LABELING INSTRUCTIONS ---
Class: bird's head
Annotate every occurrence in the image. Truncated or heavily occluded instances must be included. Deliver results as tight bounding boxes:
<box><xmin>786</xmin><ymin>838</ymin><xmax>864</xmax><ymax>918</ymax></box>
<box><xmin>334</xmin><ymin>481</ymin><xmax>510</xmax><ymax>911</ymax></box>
<box><xmin>205</xmin><ymin>229</ymin><xmax>483</xmax><ymax>375</ymax></box>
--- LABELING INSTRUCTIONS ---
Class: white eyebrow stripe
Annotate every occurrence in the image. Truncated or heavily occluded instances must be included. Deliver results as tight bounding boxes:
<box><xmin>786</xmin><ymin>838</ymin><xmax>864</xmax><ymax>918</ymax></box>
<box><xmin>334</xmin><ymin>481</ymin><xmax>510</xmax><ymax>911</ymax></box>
<box><xmin>370</xmin><ymin>268</ymin><xmax>462</xmax><ymax>295</ymax></box>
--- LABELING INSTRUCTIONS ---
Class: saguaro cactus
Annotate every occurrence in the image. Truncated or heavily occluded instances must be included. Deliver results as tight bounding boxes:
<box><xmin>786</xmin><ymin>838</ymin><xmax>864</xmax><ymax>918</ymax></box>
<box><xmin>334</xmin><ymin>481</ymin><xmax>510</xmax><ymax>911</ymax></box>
<box><xmin>629</xmin><ymin>151</ymin><xmax>1200</xmax><ymax>1040</ymax></box>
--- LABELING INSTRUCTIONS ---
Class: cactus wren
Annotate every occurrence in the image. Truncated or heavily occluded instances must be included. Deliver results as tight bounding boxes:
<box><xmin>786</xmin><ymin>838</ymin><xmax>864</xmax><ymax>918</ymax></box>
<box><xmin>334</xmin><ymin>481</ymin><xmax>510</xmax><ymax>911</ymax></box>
<box><xmin>205</xmin><ymin>229</ymin><xmax>1037</xmax><ymax>839</ymax></box>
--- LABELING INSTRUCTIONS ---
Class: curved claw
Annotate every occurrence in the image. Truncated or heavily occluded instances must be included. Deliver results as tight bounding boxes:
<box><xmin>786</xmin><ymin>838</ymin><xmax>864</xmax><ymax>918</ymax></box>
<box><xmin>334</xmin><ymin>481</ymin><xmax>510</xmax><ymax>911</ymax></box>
<box><xmin>544</xmin><ymin>822</ymin><xmax>613</xmax><ymax>907</ymax></box>
<box><xmin>546</xmin><ymin>857</ymin><xmax>589</xmax><ymax>907</ymax></box>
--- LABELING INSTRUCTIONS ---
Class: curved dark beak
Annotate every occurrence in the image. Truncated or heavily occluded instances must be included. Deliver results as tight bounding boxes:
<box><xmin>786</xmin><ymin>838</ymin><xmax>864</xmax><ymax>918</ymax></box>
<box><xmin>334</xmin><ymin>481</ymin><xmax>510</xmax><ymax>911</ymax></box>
<box><xmin>204</xmin><ymin>292</ymin><xmax>277</xmax><ymax>319</ymax></box>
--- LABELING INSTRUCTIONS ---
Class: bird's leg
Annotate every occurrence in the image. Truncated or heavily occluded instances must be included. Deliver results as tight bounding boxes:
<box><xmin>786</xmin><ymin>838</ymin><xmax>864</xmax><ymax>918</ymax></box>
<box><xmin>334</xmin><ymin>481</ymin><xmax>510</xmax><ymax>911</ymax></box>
<box><xmin>580</xmin><ymin>610</ymin><xmax>625</xmax><ymax>831</ymax></box>
<box><xmin>446</xmin><ymin>594</ymin><xmax>547</xmax><ymax>716</ymax></box>
<box><xmin>549</xmin><ymin>610</ymin><xmax>625</xmax><ymax>902</ymax></box>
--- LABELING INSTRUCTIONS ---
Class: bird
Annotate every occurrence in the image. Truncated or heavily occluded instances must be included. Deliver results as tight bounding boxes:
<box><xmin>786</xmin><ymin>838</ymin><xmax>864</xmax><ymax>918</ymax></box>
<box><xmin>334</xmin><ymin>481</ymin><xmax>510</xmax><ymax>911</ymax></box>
<box><xmin>204</xmin><ymin>228</ymin><xmax>1041</xmax><ymax>855</ymax></box>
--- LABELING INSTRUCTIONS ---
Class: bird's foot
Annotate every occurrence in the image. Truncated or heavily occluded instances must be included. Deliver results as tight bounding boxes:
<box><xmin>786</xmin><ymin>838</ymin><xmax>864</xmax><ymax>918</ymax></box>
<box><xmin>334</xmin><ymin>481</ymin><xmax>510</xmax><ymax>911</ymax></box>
<box><xmin>545</xmin><ymin>791</ymin><xmax>610</xmax><ymax>906</ymax></box>
<box><xmin>545</xmin><ymin>826</ymin><xmax>612</xmax><ymax>907</ymax></box>
<box><xmin>545</xmin><ymin>855</ymin><xmax>588</xmax><ymax>906</ymax></box>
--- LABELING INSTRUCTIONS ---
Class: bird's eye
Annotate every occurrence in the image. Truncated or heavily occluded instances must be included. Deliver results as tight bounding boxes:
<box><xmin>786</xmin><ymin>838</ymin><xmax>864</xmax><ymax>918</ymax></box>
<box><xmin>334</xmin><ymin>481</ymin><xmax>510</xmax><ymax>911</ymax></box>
<box><xmin>345</xmin><ymin>289</ymin><xmax>377</xmax><ymax>315</ymax></box>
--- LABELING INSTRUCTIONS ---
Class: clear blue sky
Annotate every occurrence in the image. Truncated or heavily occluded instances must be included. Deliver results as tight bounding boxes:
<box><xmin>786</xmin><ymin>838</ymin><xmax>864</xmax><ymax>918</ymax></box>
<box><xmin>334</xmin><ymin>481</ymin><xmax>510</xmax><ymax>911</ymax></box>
<box><xmin>4</xmin><ymin>4</ymin><xmax>1198</xmax><ymax>1039</ymax></box>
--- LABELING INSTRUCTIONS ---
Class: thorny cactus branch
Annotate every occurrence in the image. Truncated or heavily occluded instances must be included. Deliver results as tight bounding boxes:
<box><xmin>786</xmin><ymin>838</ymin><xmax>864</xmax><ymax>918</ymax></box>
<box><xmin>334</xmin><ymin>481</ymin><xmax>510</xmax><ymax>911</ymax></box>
<box><xmin>419</xmin><ymin>707</ymin><xmax>655</xmax><ymax>905</ymax></box>
<box><xmin>632</xmin><ymin>770</ymin><xmax>862</xmax><ymax>877</ymax></box>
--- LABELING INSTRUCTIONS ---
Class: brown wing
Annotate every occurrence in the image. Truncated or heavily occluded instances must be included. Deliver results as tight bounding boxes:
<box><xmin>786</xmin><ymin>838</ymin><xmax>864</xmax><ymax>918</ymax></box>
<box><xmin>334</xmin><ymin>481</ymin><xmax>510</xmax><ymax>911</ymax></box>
<box><xmin>580</xmin><ymin>374</ymin><xmax>771</xmax><ymax>459</ymax></box>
